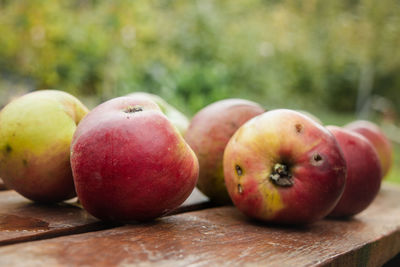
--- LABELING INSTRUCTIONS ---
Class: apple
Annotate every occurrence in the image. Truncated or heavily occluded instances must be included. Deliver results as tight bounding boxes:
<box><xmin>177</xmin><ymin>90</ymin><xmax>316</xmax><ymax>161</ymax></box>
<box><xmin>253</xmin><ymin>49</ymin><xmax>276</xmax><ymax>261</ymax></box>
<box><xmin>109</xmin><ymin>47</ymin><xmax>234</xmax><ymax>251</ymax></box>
<box><xmin>344</xmin><ymin>120</ymin><xmax>393</xmax><ymax>177</ymax></box>
<box><xmin>327</xmin><ymin>126</ymin><xmax>382</xmax><ymax>217</ymax></box>
<box><xmin>70</xmin><ymin>96</ymin><xmax>199</xmax><ymax>222</ymax></box>
<box><xmin>223</xmin><ymin>109</ymin><xmax>347</xmax><ymax>224</ymax></box>
<box><xmin>296</xmin><ymin>110</ymin><xmax>322</xmax><ymax>125</ymax></box>
<box><xmin>126</xmin><ymin>92</ymin><xmax>189</xmax><ymax>135</ymax></box>
<box><xmin>0</xmin><ymin>90</ymin><xmax>89</xmax><ymax>202</ymax></box>
<box><xmin>184</xmin><ymin>99</ymin><xmax>265</xmax><ymax>204</ymax></box>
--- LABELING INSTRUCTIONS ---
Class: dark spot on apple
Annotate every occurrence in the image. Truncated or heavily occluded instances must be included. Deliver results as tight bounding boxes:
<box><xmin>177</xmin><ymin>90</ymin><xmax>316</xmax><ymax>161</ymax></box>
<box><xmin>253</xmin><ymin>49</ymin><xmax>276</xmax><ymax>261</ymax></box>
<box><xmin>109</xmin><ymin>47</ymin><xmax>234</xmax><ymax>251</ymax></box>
<box><xmin>295</xmin><ymin>123</ymin><xmax>303</xmax><ymax>134</ymax></box>
<box><xmin>22</xmin><ymin>159</ymin><xmax>28</xmax><ymax>166</ymax></box>
<box><xmin>235</xmin><ymin>165</ymin><xmax>243</xmax><ymax>176</ymax></box>
<box><xmin>269</xmin><ymin>163</ymin><xmax>293</xmax><ymax>187</ymax></box>
<box><xmin>314</xmin><ymin>154</ymin><xmax>322</xmax><ymax>161</ymax></box>
<box><xmin>311</xmin><ymin>153</ymin><xmax>323</xmax><ymax>166</ymax></box>
<box><xmin>5</xmin><ymin>144</ymin><xmax>12</xmax><ymax>154</ymax></box>
<box><xmin>229</xmin><ymin>121</ymin><xmax>238</xmax><ymax>130</ymax></box>
<box><xmin>237</xmin><ymin>184</ymin><xmax>243</xmax><ymax>194</ymax></box>
<box><xmin>124</xmin><ymin>105</ymin><xmax>143</xmax><ymax>113</ymax></box>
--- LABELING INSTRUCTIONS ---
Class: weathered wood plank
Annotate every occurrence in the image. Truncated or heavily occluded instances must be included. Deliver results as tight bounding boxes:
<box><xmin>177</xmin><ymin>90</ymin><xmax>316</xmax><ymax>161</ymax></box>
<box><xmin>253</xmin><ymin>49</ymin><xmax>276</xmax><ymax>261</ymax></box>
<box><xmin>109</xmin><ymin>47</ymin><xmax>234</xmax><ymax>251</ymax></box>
<box><xmin>0</xmin><ymin>190</ymin><xmax>105</xmax><ymax>246</ymax></box>
<box><xmin>0</xmin><ymin>187</ymin><xmax>209</xmax><ymax>246</ymax></box>
<box><xmin>0</xmin><ymin>183</ymin><xmax>399</xmax><ymax>267</ymax></box>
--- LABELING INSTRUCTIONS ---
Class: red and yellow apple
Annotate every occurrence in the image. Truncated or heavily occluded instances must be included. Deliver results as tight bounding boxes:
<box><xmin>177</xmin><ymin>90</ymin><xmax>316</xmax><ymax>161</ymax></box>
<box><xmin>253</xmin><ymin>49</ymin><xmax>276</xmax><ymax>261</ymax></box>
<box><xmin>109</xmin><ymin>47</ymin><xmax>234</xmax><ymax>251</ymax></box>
<box><xmin>327</xmin><ymin>126</ymin><xmax>382</xmax><ymax>217</ymax></box>
<box><xmin>296</xmin><ymin>110</ymin><xmax>322</xmax><ymax>125</ymax></box>
<box><xmin>184</xmin><ymin>99</ymin><xmax>265</xmax><ymax>204</ymax></box>
<box><xmin>223</xmin><ymin>109</ymin><xmax>347</xmax><ymax>224</ymax></box>
<box><xmin>344</xmin><ymin>120</ymin><xmax>392</xmax><ymax>178</ymax></box>
<box><xmin>0</xmin><ymin>90</ymin><xmax>89</xmax><ymax>202</ymax></box>
<box><xmin>127</xmin><ymin>92</ymin><xmax>189</xmax><ymax>136</ymax></box>
<box><xmin>70</xmin><ymin>96</ymin><xmax>199</xmax><ymax>222</ymax></box>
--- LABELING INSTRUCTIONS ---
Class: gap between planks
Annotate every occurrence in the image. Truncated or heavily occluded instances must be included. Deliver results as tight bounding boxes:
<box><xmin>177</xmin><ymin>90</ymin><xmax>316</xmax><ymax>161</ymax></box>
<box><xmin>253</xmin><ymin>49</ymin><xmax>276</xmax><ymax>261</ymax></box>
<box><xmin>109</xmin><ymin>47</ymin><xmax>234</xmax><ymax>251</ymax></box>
<box><xmin>0</xmin><ymin>187</ymin><xmax>213</xmax><ymax>247</ymax></box>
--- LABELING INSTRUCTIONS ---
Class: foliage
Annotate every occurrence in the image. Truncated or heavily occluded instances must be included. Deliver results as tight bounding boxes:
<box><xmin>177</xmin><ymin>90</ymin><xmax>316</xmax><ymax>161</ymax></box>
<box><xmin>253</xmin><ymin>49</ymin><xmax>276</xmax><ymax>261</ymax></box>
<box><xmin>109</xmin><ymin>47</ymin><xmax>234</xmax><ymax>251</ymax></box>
<box><xmin>386</xmin><ymin>143</ymin><xmax>400</xmax><ymax>184</ymax></box>
<box><xmin>0</xmin><ymin>0</ymin><xmax>400</xmax><ymax>115</ymax></box>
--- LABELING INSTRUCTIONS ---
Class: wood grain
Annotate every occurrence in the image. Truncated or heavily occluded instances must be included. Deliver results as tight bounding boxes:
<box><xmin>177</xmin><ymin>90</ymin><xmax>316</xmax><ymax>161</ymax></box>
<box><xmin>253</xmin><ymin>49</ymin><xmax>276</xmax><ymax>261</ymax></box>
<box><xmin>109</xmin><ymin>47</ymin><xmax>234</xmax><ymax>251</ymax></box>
<box><xmin>0</xmin><ymin>183</ymin><xmax>399</xmax><ymax>267</ymax></box>
<box><xmin>0</xmin><ymin>190</ymin><xmax>105</xmax><ymax>246</ymax></box>
<box><xmin>0</xmin><ymin>187</ymin><xmax>209</xmax><ymax>246</ymax></box>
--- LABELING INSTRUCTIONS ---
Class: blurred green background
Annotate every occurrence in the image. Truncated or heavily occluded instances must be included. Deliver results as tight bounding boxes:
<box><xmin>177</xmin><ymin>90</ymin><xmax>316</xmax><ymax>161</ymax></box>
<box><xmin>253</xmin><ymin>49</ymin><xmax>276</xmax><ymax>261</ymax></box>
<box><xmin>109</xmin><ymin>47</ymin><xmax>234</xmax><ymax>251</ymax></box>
<box><xmin>0</xmin><ymin>0</ymin><xmax>399</xmax><ymax>181</ymax></box>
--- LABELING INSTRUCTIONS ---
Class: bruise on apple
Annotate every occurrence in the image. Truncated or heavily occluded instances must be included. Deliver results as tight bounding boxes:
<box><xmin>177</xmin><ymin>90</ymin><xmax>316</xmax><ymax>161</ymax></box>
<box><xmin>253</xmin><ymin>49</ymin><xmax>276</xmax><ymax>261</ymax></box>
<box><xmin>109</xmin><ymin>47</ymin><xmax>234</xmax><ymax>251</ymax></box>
<box><xmin>310</xmin><ymin>153</ymin><xmax>324</xmax><ymax>167</ymax></box>
<box><xmin>237</xmin><ymin>184</ymin><xmax>243</xmax><ymax>194</ymax></box>
<box><xmin>4</xmin><ymin>144</ymin><xmax>12</xmax><ymax>154</ymax></box>
<box><xmin>235</xmin><ymin>165</ymin><xmax>243</xmax><ymax>176</ymax></box>
<box><xmin>235</xmin><ymin>165</ymin><xmax>245</xmax><ymax>194</ymax></box>
<box><xmin>295</xmin><ymin>123</ymin><xmax>304</xmax><ymax>134</ymax></box>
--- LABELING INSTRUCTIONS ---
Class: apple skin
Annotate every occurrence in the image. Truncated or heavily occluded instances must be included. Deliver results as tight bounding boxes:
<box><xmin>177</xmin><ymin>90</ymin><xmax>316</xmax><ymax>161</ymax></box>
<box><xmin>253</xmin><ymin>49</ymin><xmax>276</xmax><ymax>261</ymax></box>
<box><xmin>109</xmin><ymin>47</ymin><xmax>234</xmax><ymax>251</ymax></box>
<box><xmin>70</xmin><ymin>96</ymin><xmax>199</xmax><ymax>222</ymax></box>
<box><xmin>184</xmin><ymin>99</ymin><xmax>265</xmax><ymax>204</ymax></box>
<box><xmin>127</xmin><ymin>92</ymin><xmax>189</xmax><ymax>136</ymax></box>
<box><xmin>296</xmin><ymin>110</ymin><xmax>323</xmax><ymax>125</ymax></box>
<box><xmin>0</xmin><ymin>90</ymin><xmax>89</xmax><ymax>202</ymax></box>
<box><xmin>327</xmin><ymin>126</ymin><xmax>382</xmax><ymax>217</ymax></box>
<box><xmin>223</xmin><ymin>109</ymin><xmax>347</xmax><ymax>224</ymax></box>
<box><xmin>344</xmin><ymin>120</ymin><xmax>393</xmax><ymax>178</ymax></box>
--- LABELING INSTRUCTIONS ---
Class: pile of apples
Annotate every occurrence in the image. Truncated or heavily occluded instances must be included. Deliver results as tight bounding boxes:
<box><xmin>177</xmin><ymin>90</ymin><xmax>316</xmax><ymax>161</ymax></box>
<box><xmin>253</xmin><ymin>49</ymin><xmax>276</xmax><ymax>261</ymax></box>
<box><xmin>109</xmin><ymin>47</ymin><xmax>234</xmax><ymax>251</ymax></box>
<box><xmin>0</xmin><ymin>90</ymin><xmax>393</xmax><ymax>225</ymax></box>
<box><xmin>187</xmin><ymin>100</ymin><xmax>392</xmax><ymax>224</ymax></box>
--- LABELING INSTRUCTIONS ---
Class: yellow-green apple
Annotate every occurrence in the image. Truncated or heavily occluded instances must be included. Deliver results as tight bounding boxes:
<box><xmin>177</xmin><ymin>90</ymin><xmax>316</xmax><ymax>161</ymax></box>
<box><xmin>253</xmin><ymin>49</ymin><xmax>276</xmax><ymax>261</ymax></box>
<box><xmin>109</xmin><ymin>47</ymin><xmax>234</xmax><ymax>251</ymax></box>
<box><xmin>0</xmin><ymin>90</ymin><xmax>89</xmax><ymax>202</ymax></box>
<box><xmin>70</xmin><ymin>96</ymin><xmax>199</xmax><ymax>222</ymax></box>
<box><xmin>127</xmin><ymin>92</ymin><xmax>189</xmax><ymax>135</ymax></box>
<box><xmin>223</xmin><ymin>109</ymin><xmax>347</xmax><ymax>224</ymax></box>
<box><xmin>184</xmin><ymin>99</ymin><xmax>265</xmax><ymax>204</ymax></box>
<box><xmin>327</xmin><ymin>126</ymin><xmax>382</xmax><ymax>217</ymax></box>
<box><xmin>344</xmin><ymin>120</ymin><xmax>393</xmax><ymax>178</ymax></box>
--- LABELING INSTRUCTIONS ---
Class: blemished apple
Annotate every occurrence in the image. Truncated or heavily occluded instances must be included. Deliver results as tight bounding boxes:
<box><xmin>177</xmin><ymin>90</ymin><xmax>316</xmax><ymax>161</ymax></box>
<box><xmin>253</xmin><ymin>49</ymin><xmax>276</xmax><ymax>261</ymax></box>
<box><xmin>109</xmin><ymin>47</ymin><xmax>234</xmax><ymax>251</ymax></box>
<box><xmin>184</xmin><ymin>99</ymin><xmax>265</xmax><ymax>204</ymax></box>
<box><xmin>344</xmin><ymin>120</ymin><xmax>393</xmax><ymax>178</ymax></box>
<box><xmin>223</xmin><ymin>109</ymin><xmax>347</xmax><ymax>224</ymax></box>
<box><xmin>327</xmin><ymin>126</ymin><xmax>382</xmax><ymax>217</ymax></box>
<box><xmin>127</xmin><ymin>92</ymin><xmax>189</xmax><ymax>135</ymax></box>
<box><xmin>0</xmin><ymin>90</ymin><xmax>89</xmax><ymax>202</ymax></box>
<box><xmin>70</xmin><ymin>96</ymin><xmax>199</xmax><ymax>222</ymax></box>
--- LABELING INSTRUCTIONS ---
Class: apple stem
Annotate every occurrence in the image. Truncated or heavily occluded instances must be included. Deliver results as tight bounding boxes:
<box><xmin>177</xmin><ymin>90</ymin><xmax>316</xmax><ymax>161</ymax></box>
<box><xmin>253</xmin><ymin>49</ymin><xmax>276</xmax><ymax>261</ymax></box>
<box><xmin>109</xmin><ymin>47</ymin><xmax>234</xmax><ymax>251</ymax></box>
<box><xmin>124</xmin><ymin>105</ymin><xmax>143</xmax><ymax>113</ymax></box>
<box><xmin>270</xmin><ymin>163</ymin><xmax>293</xmax><ymax>187</ymax></box>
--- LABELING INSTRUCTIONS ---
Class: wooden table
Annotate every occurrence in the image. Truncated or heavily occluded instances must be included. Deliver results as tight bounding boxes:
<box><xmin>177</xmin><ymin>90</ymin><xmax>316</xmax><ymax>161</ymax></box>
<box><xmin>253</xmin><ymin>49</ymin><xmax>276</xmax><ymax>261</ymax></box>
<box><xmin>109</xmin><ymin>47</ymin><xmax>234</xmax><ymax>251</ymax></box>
<box><xmin>0</xmin><ymin>182</ymin><xmax>400</xmax><ymax>266</ymax></box>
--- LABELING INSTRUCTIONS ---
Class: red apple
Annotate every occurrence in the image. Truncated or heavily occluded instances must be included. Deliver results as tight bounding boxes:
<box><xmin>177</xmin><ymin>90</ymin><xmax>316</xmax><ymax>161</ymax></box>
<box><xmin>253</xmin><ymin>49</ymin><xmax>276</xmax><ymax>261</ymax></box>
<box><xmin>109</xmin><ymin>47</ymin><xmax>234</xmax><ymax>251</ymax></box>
<box><xmin>344</xmin><ymin>120</ymin><xmax>393</xmax><ymax>178</ymax></box>
<box><xmin>327</xmin><ymin>126</ymin><xmax>382</xmax><ymax>217</ymax></box>
<box><xmin>126</xmin><ymin>92</ymin><xmax>190</xmax><ymax>136</ymax></box>
<box><xmin>223</xmin><ymin>109</ymin><xmax>347</xmax><ymax>224</ymax></box>
<box><xmin>296</xmin><ymin>110</ymin><xmax>323</xmax><ymax>125</ymax></box>
<box><xmin>184</xmin><ymin>99</ymin><xmax>265</xmax><ymax>204</ymax></box>
<box><xmin>70</xmin><ymin>96</ymin><xmax>199</xmax><ymax>222</ymax></box>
